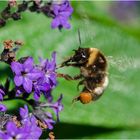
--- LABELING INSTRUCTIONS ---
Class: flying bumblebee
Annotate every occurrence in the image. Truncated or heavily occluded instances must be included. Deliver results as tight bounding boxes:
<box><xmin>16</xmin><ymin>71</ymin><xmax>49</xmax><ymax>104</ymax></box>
<box><xmin>57</xmin><ymin>31</ymin><xmax>109</xmax><ymax>104</ymax></box>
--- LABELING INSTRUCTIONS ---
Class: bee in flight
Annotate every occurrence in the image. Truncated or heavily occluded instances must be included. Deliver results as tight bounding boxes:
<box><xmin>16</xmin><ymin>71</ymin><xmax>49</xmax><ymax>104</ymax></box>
<box><xmin>57</xmin><ymin>31</ymin><xmax>109</xmax><ymax>104</ymax></box>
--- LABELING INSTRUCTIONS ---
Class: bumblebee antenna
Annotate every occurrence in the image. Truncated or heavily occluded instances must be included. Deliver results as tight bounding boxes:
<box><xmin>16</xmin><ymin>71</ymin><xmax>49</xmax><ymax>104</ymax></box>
<box><xmin>78</xmin><ymin>29</ymin><xmax>82</xmax><ymax>47</ymax></box>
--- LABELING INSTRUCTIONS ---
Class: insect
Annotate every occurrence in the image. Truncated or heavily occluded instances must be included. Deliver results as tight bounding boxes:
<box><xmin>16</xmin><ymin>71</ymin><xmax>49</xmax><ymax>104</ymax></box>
<box><xmin>57</xmin><ymin>31</ymin><xmax>109</xmax><ymax>104</ymax></box>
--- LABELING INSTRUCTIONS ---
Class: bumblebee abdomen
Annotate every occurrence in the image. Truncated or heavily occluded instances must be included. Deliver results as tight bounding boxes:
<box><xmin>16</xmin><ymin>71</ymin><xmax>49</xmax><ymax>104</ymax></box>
<box><xmin>92</xmin><ymin>75</ymin><xmax>109</xmax><ymax>101</ymax></box>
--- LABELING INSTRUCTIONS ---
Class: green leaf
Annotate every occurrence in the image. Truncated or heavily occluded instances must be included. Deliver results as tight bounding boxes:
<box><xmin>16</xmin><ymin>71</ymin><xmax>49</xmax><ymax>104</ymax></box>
<box><xmin>0</xmin><ymin>1</ymin><xmax>140</xmax><ymax>139</ymax></box>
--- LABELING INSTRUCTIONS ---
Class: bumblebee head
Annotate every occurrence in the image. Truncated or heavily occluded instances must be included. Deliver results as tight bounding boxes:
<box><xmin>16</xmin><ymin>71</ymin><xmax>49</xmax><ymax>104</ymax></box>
<box><xmin>72</xmin><ymin>47</ymin><xmax>89</xmax><ymax>64</ymax></box>
<box><xmin>58</xmin><ymin>48</ymin><xmax>89</xmax><ymax>68</ymax></box>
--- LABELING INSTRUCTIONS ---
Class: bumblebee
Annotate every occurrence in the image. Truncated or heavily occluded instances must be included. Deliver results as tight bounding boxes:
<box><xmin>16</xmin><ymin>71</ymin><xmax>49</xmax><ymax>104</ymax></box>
<box><xmin>57</xmin><ymin>47</ymin><xmax>109</xmax><ymax>104</ymax></box>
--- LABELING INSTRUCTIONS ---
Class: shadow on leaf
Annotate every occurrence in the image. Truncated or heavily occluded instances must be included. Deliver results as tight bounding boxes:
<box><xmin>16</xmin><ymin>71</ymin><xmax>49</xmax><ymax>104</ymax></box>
<box><xmin>41</xmin><ymin>122</ymin><xmax>139</xmax><ymax>139</ymax></box>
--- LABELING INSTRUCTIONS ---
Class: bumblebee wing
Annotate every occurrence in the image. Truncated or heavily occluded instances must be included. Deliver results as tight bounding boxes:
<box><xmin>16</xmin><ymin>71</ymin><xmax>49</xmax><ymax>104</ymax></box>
<box><xmin>107</xmin><ymin>55</ymin><xmax>139</xmax><ymax>73</ymax></box>
<box><xmin>107</xmin><ymin>55</ymin><xmax>140</xmax><ymax>92</ymax></box>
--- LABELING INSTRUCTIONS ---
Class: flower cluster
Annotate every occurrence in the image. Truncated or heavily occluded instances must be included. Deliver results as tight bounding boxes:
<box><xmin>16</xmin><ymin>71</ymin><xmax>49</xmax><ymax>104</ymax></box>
<box><xmin>51</xmin><ymin>0</ymin><xmax>73</xmax><ymax>29</ymax></box>
<box><xmin>0</xmin><ymin>0</ymin><xmax>73</xmax><ymax>30</ymax></box>
<box><xmin>0</xmin><ymin>105</ymin><xmax>42</xmax><ymax>139</ymax></box>
<box><xmin>0</xmin><ymin>1</ymin><xmax>73</xmax><ymax>139</ymax></box>
<box><xmin>0</xmin><ymin>40</ymin><xmax>63</xmax><ymax>139</ymax></box>
<box><xmin>0</xmin><ymin>98</ymin><xmax>63</xmax><ymax>139</ymax></box>
<box><xmin>33</xmin><ymin>94</ymin><xmax>63</xmax><ymax>130</ymax></box>
<box><xmin>11</xmin><ymin>52</ymin><xmax>57</xmax><ymax>101</ymax></box>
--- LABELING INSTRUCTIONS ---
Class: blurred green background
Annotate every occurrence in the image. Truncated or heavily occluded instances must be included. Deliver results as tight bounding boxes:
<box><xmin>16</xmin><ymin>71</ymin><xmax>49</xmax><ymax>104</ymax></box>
<box><xmin>0</xmin><ymin>1</ymin><xmax>140</xmax><ymax>139</ymax></box>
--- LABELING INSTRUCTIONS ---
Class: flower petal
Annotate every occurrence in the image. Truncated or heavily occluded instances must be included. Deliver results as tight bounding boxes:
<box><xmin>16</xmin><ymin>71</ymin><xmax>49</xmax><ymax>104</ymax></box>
<box><xmin>0</xmin><ymin>132</ymin><xmax>10</xmax><ymax>139</ymax></box>
<box><xmin>23</xmin><ymin>78</ymin><xmax>32</xmax><ymax>93</ymax></box>
<box><xmin>47</xmin><ymin>52</ymin><xmax>56</xmax><ymax>71</ymax></box>
<box><xmin>6</xmin><ymin>122</ymin><xmax>18</xmax><ymax>136</ymax></box>
<box><xmin>60</xmin><ymin>11</ymin><xmax>72</xmax><ymax>17</ymax></box>
<box><xmin>40</xmin><ymin>83</ymin><xmax>50</xmax><ymax>91</ymax></box>
<box><xmin>27</xmin><ymin>69</ymin><xmax>43</xmax><ymax>81</ymax></box>
<box><xmin>44</xmin><ymin>91</ymin><xmax>53</xmax><ymax>102</ymax></box>
<box><xmin>11</xmin><ymin>62</ymin><xmax>23</xmax><ymax>75</ymax></box>
<box><xmin>34</xmin><ymin>91</ymin><xmax>40</xmax><ymax>101</ymax></box>
<box><xmin>0</xmin><ymin>89</ymin><xmax>5</xmax><ymax>101</ymax></box>
<box><xmin>23</xmin><ymin>57</ymin><xmax>34</xmax><ymax>72</ymax></box>
<box><xmin>52</xmin><ymin>5</ymin><xmax>60</xmax><ymax>15</ymax></box>
<box><xmin>51</xmin><ymin>17</ymin><xmax>60</xmax><ymax>29</ymax></box>
<box><xmin>49</xmin><ymin>73</ymin><xmax>57</xmax><ymax>87</ymax></box>
<box><xmin>20</xmin><ymin>105</ymin><xmax>29</xmax><ymax>119</ymax></box>
<box><xmin>16</xmin><ymin>87</ymin><xmax>24</xmax><ymax>96</ymax></box>
<box><xmin>14</xmin><ymin>76</ymin><xmax>23</xmax><ymax>86</ymax></box>
<box><xmin>0</xmin><ymin>94</ymin><xmax>3</xmax><ymax>101</ymax></box>
<box><xmin>65</xmin><ymin>5</ymin><xmax>73</xmax><ymax>15</ymax></box>
<box><xmin>0</xmin><ymin>89</ymin><xmax>5</xmax><ymax>96</ymax></box>
<box><xmin>44</xmin><ymin>119</ymin><xmax>55</xmax><ymax>130</ymax></box>
<box><xmin>0</xmin><ymin>104</ymin><xmax>7</xmax><ymax>112</ymax></box>
<box><xmin>60</xmin><ymin>16</ymin><xmax>71</xmax><ymax>29</ymax></box>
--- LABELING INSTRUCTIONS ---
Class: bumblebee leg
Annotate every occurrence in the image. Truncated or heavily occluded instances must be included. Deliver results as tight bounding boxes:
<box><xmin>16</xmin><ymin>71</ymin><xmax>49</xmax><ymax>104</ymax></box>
<box><xmin>57</xmin><ymin>63</ymin><xmax>81</xmax><ymax>68</ymax></box>
<box><xmin>72</xmin><ymin>74</ymin><xmax>82</xmax><ymax>80</ymax></box>
<box><xmin>82</xmin><ymin>82</ymin><xmax>93</xmax><ymax>93</ymax></box>
<box><xmin>65</xmin><ymin>63</ymin><xmax>82</xmax><ymax>67</ymax></box>
<box><xmin>77</xmin><ymin>80</ymin><xmax>85</xmax><ymax>91</ymax></box>
<box><xmin>57</xmin><ymin>73</ymin><xmax>82</xmax><ymax>81</ymax></box>
<box><xmin>78</xmin><ymin>79</ymin><xmax>96</xmax><ymax>92</ymax></box>
<box><xmin>72</xmin><ymin>96</ymin><xmax>80</xmax><ymax>103</ymax></box>
<box><xmin>57</xmin><ymin>57</ymin><xmax>73</xmax><ymax>68</ymax></box>
<box><xmin>58</xmin><ymin>59</ymin><xmax>85</xmax><ymax>68</ymax></box>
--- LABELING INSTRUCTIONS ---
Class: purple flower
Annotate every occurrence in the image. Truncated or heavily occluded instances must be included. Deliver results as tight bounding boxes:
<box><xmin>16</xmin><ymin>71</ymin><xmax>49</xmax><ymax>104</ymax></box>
<box><xmin>20</xmin><ymin>115</ymin><xmax>42</xmax><ymax>139</ymax></box>
<box><xmin>0</xmin><ymin>104</ymin><xmax>7</xmax><ymax>112</ymax></box>
<box><xmin>39</xmin><ymin>52</ymin><xmax>57</xmax><ymax>88</ymax></box>
<box><xmin>43</xmin><ymin>94</ymin><xmax>63</xmax><ymax>128</ymax></box>
<box><xmin>48</xmin><ymin>94</ymin><xmax>63</xmax><ymax>121</ymax></box>
<box><xmin>34</xmin><ymin>94</ymin><xmax>63</xmax><ymax>130</ymax></box>
<box><xmin>33</xmin><ymin>52</ymin><xmax>57</xmax><ymax>101</ymax></box>
<box><xmin>51</xmin><ymin>0</ymin><xmax>73</xmax><ymax>29</ymax></box>
<box><xmin>32</xmin><ymin>94</ymin><xmax>63</xmax><ymax>130</ymax></box>
<box><xmin>0</xmin><ymin>105</ymin><xmax>42</xmax><ymax>139</ymax></box>
<box><xmin>11</xmin><ymin>57</ymin><xmax>43</xmax><ymax>93</ymax></box>
<box><xmin>33</xmin><ymin>78</ymin><xmax>51</xmax><ymax>101</ymax></box>
<box><xmin>11</xmin><ymin>53</ymin><xmax>57</xmax><ymax>101</ymax></box>
<box><xmin>0</xmin><ymin>121</ymin><xmax>27</xmax><ymax>139</ymax></box>
<box><xmin>0</xmin><ymin>88</ymin><xmax>5</xmax><ymax>101</ymax></box>
<box><xmin>44</xmin><ymin>112</ymin><xmax>55</xmax><ymax>130</ymax></box>
<box><xmin>0</xmin><ymin>85</ymin><xmax>7</xmax><ymax>112</ymax></box>
<box><xmin>0</xmin><ymin>120</ymin><xmax>42</xmax><ymax>139</ymax></box>
<box><xmin>19</xmin><ymin>105</ymin><xmax>29</xmax><ymax>120</ymax></box>
<box><xmin>19</xmin><ymin>105</ymin><xmax>44</xmax><ymax>135</ymax></box>
<box><xmin>33</xmin><ymin>109</ymin><xmax>56</xmax><ymax>130</ymax></box>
